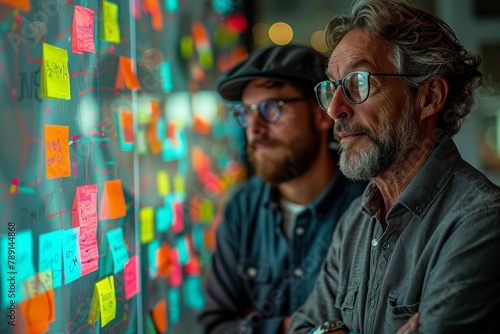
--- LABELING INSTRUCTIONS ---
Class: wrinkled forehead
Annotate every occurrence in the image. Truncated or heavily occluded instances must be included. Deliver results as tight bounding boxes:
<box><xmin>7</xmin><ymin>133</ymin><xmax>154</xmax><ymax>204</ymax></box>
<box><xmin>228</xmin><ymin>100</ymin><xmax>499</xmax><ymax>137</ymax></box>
<box><xmin>328</xmin><ymin>29</ymin><xmax>395</xmax><ymax>78</ymax></box>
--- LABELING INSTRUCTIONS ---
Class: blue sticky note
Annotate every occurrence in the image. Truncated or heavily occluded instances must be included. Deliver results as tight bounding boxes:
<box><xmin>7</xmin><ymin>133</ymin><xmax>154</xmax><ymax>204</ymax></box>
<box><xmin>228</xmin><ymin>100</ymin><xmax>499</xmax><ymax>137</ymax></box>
<box><xmin>63</xmin><ymin>227</ymin><xmax>82</xmax><ymax>284</ymax></box>
<box><xmin>148</xmin><ymin>239</ymin><xmax>160</xmax><ymax>279</ymax></box>
<box><xmin>175</xmin><ymin>236</ymin><xmax>189</xmax><ymax>265</ymax></box>
<box><xmin>160</xmin><ymin>61</ymin><xmax>173</xmax><ymax>92</ymax></box>
<box><xmin>39</xmin><ymin>230</ymin><xmax>63</xmax><ymax>288</ymax></box>
<box><xmin>184</xmin><ymin>275</ymin><xmax>205</xmax><ymax>310</ymax></box>
<box><xmin>156</xmin><ymin>204</ymin><xmax>172</xmax><ymax>232</ymax></box>
<box><xmin>1</xmin><ymin>229</ymin><xmax>36</xmax><ymax>307</ymax></box>
<box><xmin>162</xmin><ymin>128</ymin><xmax>187</xmax><ymax>161</ymax></box>
<box><xmin>168</xmin><ymin>287</ymin><xmax>181</xmax><ymax>325</ymax></box>
<box><xmin>165</xmin><ymin>0</ymin><xmax>178</xmax><ymax>13</ymax></box>
<box><xmin>106</xmin><ymin>228</ymin><xmax>129</xmax><ymax>274</ymax></box>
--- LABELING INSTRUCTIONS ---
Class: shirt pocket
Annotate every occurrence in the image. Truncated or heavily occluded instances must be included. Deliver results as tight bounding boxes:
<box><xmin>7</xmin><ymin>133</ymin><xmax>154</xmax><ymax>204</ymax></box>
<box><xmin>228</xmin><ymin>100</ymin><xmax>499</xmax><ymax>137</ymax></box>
<box><xmin>334</xmin><ymin>283</ymin><xmax>358</xmax><ymax>325</ymax></box>
<box><xmin>387</xmin><ymin>292</ymin><xmax>420</xmax><ymax>321</ymax></box>
<box><xmin>237</xmin><ymin>260</ymin><xmax>271</xmax><ymax>283</ymax></box>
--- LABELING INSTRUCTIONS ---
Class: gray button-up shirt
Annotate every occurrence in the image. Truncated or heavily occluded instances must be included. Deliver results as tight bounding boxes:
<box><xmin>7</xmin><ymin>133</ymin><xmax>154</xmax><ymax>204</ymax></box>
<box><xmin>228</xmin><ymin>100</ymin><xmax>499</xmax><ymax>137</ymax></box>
<box><xmin>289</xmin><ymin>137</ymin><xmax>500</xmax><ymax>334</ymax></box>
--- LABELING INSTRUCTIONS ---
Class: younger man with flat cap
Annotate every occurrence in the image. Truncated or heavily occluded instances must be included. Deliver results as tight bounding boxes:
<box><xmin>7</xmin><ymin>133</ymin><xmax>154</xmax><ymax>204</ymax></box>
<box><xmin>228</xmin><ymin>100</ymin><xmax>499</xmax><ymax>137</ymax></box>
<box><xmin>198</xmin><ymin>45</ymin><xmax>367</xmax><ymax>334</ymax></box>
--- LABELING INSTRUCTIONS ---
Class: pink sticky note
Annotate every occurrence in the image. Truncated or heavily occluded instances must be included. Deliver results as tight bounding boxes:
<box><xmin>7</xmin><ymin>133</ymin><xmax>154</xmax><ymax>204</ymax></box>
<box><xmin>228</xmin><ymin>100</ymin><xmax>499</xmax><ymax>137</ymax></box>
<box><xmin>168</xmin><ymin>250</ymin><xmax>182</xmax><ymax>287</ymax></box>
<box><xmin>172</xmin><ymin>202</ymin><xmax>184</xmax><ymax>233</ymax></box>
<box><xmin>72</xmin><ymin>185</ymin><xmax>99</xmax><ymax>276</ymax></box>
<box><xmin>72</xmin><ymin>5</ymin><xmax>96</xmax><ymax>54</ymax></box>
<box><xmin>124</xmin><ymin>255</ymin><xmax>140</xmax><ymax>299</ymax></box>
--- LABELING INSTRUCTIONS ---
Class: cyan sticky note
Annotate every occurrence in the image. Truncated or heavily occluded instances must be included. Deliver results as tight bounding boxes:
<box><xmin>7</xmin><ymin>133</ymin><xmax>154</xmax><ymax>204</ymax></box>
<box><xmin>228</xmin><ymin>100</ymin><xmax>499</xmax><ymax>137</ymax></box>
<box><xmin>192</xmin><ymin>225</ymin><xmax>204</xmax><ymax>252</ymax></box>
<box><xmin>39</xmin><ymin>230</ymin><xmax>63</xmax><ymax>288</ymax></box>
<box><xmin>162</xmin><ymin>127</ymin><xmax>187</xmax><ymax>161</ymax></box>
<box><xmin>148</xmin><ymin>239</ymin><xmax>160</xmax><ymax>279</ymax></box>
<box><xmin>106</xmin><ymin>228</ymin><xmax>129</xmax><ymax>274</ymax></box>
<box><xmin>184</xmin><ymin>275</ymin><xmax>205</xmax><ymax>310</ymax></box>
<box><xmin>168</xmin><ymin>287</ymin><xmax>181</xmax><ymax>325</ymax></box>
<box><xmin>63</xmin><ymin>227</ymin><xmax>82</xmax><ymax>284</ymax></box>
<box><xmin>160</xmin><ymin>61</ymin><xmax>173</xmax><ymax>92</ymax></box>
<box><xmin>165</xmin><ymin>0</ymin><xmax>178</xmax><ymax>13</ymax></box>
<box><xmin>156</xmin><ymin>204</ymin><xmax>172</xmax><ymax>232</ymax></box>
<box><xmin>175</xmin><ymin>236</ymin><xmax>189</xmax><ymax>265</ymax></box>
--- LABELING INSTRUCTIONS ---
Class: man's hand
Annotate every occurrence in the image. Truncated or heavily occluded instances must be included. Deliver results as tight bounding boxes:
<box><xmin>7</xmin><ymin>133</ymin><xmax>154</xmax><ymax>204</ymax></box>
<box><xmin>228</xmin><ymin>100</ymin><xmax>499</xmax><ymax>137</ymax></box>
<box><xmin>396</xmin><ymin>313</ymin><xmax>420</xmax><ymax>334</ymax></box>
<box><xmin>282</xmin><ymin>316</ymin><xmax>291</xmax><ymax>334</ymax></box>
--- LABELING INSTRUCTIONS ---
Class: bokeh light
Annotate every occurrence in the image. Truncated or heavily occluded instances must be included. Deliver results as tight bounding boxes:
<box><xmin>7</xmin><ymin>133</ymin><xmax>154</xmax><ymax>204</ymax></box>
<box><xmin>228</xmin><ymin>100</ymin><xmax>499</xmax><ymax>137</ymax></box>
<box><xmin>269</xmin><ymin>22</ymin><xmax>293</xmax><ymax>45</ymax></box>
<box><xmin>310</xmin><ymin>30</ymin><xmax>328</xmax><ymax>53</ymax></box>
<box><xmin>252</xmin><ymin>23</ymin><xmax>269</xmax><ymax>45</ymax></box>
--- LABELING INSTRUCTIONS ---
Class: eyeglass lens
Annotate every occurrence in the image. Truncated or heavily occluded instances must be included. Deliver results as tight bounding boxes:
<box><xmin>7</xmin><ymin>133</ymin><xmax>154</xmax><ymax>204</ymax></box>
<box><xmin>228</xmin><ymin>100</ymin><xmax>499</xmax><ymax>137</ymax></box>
<box><xmin>315</xmin><ymin>72</ymin><xmax>370</xmax><ymax>109</ymax></box>
<box><xmin>233</xmin><ymin>101</ymin><xmax>281</xmax><ymax>128</ymax></box>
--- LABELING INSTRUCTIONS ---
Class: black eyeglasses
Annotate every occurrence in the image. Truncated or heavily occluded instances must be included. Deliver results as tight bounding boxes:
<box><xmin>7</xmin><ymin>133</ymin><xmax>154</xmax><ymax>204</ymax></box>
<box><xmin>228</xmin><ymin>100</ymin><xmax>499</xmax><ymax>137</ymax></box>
<box><xmin>314</xmin><ymin>71</ymin><xmax>420</xmax><ymax>109</ymax></box>
<box><xmin>231</xmin><ymin>97</ymin><xmax>308</xmax><ymax>128</ymax></box>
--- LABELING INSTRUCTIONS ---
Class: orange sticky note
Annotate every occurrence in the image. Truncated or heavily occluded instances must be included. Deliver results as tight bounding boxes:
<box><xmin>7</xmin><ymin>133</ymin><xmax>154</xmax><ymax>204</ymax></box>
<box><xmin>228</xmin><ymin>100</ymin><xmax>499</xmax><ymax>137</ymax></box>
<box><xmin>99</xmin><ymin>180</ymin><xmax>127</xmax><ymax>220</ymax></box>
<box><xmin>157</xmin><ymin>243</ymin><xmax>173</xmax><ymax>277</ymax></box>
<box><xmin>45</xmin><ymin>125</ymin><xmax>71</xmax><ymax>179</ymax></box>
<box><xmin>151</xmin><ymin>300</ymin><xmax>168</xmax><ymax>333</ymax></box>
<box><xmin>193</xmin><ymin>115</ymin><xmax>211</xmax><ymax>134</ymax></box>
<box><xmin>115</xmin><ymin>56</ymin><xmax>141</xmax><ymax>90</ymax></box>
<box><xmin>18</xmin><ymin>289</ymin><xmax>55</xmax><ymax>334</ymax></box>
<box><xmin>72</xmin><ymin>5</ymin><xmax>96</xmax><ymax>54</ymax></box>
<box><xmin>0</xmin><ymin>0</ymin><xmax>31</xmax><ymax>11</ymax></box>
<box><xmin>102</xmin><ymin>0</ymin><xmax>120</xmax><ymax>43</ymax></box>
<box><xmin>144</xmin><ymin>0</ymin><xmax>163</xmax><ymax>31</ymax></box>
<box><xmin>150</xmin><ymin>101</ymin><xmax>161</xmax><ymax>120</ymax></box>
<box><xmin>119</xmin><ymin>110</ymin><xmax>134</xmax><ymax>143</ymax></box>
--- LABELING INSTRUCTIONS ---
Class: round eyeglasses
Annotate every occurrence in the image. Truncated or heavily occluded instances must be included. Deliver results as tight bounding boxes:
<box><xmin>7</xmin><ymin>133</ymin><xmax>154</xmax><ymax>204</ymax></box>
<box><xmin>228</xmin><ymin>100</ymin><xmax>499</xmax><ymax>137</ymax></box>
<box><xmin>231</xmin><ymin>97</ymin><xmax>309</xmax><ymax>128</ymax></box>
<box><xmin>314</xmin><ymin>71</ymin><xmax>420</xmax><ymax>110</ymax></box>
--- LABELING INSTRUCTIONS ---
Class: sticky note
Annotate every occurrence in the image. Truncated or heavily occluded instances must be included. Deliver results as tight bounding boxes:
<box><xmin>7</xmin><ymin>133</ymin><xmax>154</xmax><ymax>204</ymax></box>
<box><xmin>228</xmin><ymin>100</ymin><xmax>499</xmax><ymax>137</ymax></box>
<box><xmin>192</xmin><ymin>225</ymin><xmax>204</xmax><ymax>251</ymax></box>
<box><xmin>39</xmin><ymin>230</ymin><xmax>63</xmax><ymax>288</ymax></box>
<box><xmin>0</xmin><ymin>0</ymin><xmax>31</xmax><ymax>11</ymax></box>
<box><xmin>99</xmin><ymin>179</ymin><xmax>127</xmax><ymax>220</ymax></box>
<box><xmin>72</xmin><ymin>5</ymin><xmax>96</xmax><ymax>54</ymax></box>
<box><xmin>193</xmin><ymin>115</ymin><xmax>212</xmax><ymax>134</ymax></box>
<box><xmin>94</xmin><ymin>276</ymin><xmax>117</xmax><ymax>327</ymax></box>
<box><xmin>168</xmin><ymin>288</ymin><xmax>181</xmax><ymax>325</ymax></box>
<box><xmin>116</xmin><ymin>110</ymin><xmax>134</xmax><ymax>151</ymax></box>
<box><xmin>45</xmin><ymin>125</ymin><xmax>71</xmax><ymax>179</ymax></box>
<box><xmin>72</xmin><ymin>185</ymin><xmax>99</xmax><ymax>276</ymax></box>
<box><xmin>115</xmin><ymin>56</ymin><xmax>141</xmax><ymax>90</ymax></box>
<box><xmin>200</xmin><ymin>198</ymin><xmax>214</xmax><ymax>224</ymax></box>
<box><xmin>62</xmin><ymin>227</ymin><xmax>82</xmax><ymax>284</ymax></box>
<box><xmin>172</xmin><ymin>201</ymin><xmax>184</xmax><ymax>233</ymax></box>
<box><xmin>18</xmin><ymin>289</ymin><xmax>55</xmax><ymax>334</ymax></box>
<box><xmin>106</xmin><ymin>227</ymin><xmax>129</xmax><ymax>274</ymax></box>
<box><xmin>189</xmin><ymin>196</ymin><xmax>201</xmax><ymax>222</ymax></box>
<box><xmin>175</xmin><ymin>236</ymin><xmax>190</xmax><ymax>265</ymax></box>
<box><xmin>156</xmin><ymin>204</ymin><xmax>172</xmax><ymax>232</ymax></box>
<box><xmin>140</xmin><ymin>206</ymin><xmax>155</xmax><ymax>244</ymax></box>
<box><xmin>157</xmin><ymin>170</ymin><xmax>170</xmax><ymax>196</ymax></box>
<box><xmin>102</xmin><ymin>0</ymin><xmax>120</xmax><ymax>43</ymax></box>
<box><xmin>157</xmin><ymin>242</ymin><xmax>173</xmax><ymax>277</ymax></box>
<box><xmin>1</xmin><ymin>230</ymin><xmax>36</xmax><ymax>307</ymax></box>
<box><xmin>168</xmin><ymin>250</ymin><xmax>182</xmax><ymax>287</ymax></box>
<box><xmin>38</xmin><ymin>270</ymin><xmax>54</xmax><ymax>293</ymax></box>
<box><xmin>148</xmin><ymin>240</ymin><xmax>160</xmax><ymax>279</ymax></box>
<box><xmin>184</xmin><ymin>275</ymin><xmax>205</xmax><ymax>310</ymax></box>
<box><xmin>151</xmin><ymin>300</ymin><xmax>168</xmax><ymax>333</ymax></box>
<box><xmin>166</xmin><ymin>0</ymin><xmax>178</xmax><ymax>13</ymax></box>
<box><xmin>162</xmin><ymin>126</ymin><xmax>187</xmax><ymax>161</ymax></box>
<box><xmin>144</xmin><ymin>0</ymin><xmax>163</xmax><ymax>31</ymax></box>
<box><xmin>160</xmin><ymin>61</ymin><xmax>173</xmax><ymax>92</ymax></box>
<box><xmin>41</xmin><ymin>43</ymin><xmax>71</xmax><ymax>100</ymax></box>
<box><xmin>124</xmin><ymin>255</ymin><xmax>139</xmax><ymax>300</ymax></box>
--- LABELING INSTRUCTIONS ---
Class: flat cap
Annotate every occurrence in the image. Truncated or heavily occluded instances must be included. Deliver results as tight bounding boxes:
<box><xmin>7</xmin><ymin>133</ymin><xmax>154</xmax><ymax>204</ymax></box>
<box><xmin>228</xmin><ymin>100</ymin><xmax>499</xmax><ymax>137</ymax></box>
<box><xmin>217</xmin><ymin>44</ymin><xmax>328</xmax><ymax>101</ymax></box>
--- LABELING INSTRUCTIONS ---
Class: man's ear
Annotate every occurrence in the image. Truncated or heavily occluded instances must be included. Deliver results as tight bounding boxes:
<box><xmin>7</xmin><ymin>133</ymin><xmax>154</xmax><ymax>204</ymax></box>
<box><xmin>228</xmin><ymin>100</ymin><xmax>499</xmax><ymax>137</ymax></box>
<box><xmin>418</xmin><ymin>76</ymin><xmax>449</xmax><ymax>121</ymax></box>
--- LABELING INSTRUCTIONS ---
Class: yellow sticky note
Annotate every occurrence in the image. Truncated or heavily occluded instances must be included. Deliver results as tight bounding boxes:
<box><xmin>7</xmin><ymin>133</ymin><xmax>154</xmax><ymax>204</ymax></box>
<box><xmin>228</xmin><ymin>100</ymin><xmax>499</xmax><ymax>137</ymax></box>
<box><xmin>174</xmin><ymin>174</ymin><xmax>185</xmax><ymax>194</ymax></box>
<box><xmin>140</xmin><ymin>207</ymin><xmax>155</xmax><ymax>244</ymax></box>
<box><xmin>95</xmin><ymin>276</ymin><xmax>116</xmax><ymax>327</ymax></box>
<box><xmin>102</xmin><ymin>0</ymin><xmax>121</xmax><ymax>43</ymax></box>
<box><xmin>41</xmin><ymin>43</ymin><xmax>71</xmax><ymax>100</ymax></box>
<box><xmin>157</xmin><ymin>171</ymin><xmax>170</xmax><ymax>196</ymax></box>
<box><xmin>45</xmin><ymin>125</ymin><xmax>71</xmax><ymax>179</ymax></box>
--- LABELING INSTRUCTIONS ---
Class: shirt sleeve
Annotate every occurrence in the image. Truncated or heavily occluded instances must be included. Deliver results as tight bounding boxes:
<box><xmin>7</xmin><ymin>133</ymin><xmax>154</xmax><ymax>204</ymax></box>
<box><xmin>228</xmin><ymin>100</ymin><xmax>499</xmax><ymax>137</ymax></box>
<box><xmin>416</xmin><ymin>207</ymin><xmax>500</xmax><ymax>333</ymax></box>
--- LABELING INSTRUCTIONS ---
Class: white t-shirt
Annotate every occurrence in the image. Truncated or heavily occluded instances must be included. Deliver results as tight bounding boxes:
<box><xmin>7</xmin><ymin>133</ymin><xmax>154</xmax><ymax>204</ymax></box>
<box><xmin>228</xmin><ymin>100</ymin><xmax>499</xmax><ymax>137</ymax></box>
<box><xmin>280</xmin><ymin>198</ymin><xmax>306</xmax><ymax>239</ymax></box>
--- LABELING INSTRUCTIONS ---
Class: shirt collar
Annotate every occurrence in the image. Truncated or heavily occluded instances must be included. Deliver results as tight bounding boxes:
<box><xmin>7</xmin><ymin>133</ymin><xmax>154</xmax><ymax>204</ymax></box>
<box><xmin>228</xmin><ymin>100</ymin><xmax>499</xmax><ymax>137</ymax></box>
<box><xmin>362</xmin><ymin>136</ymin><xmax>460</xmax><ymax>218</ymax></box>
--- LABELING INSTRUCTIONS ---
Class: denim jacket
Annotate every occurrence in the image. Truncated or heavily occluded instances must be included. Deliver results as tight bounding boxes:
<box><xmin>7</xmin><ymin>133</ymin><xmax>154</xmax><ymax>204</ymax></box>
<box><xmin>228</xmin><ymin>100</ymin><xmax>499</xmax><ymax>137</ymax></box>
<box><xmin>198</xmin><ymin>170</ymin><xmax>367</xmax><ymax>334</ymax></box>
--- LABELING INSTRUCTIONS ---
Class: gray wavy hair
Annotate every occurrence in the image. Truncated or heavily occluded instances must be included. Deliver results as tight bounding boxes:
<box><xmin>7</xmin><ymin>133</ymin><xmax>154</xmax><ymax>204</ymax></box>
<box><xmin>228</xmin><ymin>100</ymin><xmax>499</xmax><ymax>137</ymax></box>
<box><xmin>325</xmin><ymin>0</ymin><xmax>482</xmax><ymax>136</ymax></box>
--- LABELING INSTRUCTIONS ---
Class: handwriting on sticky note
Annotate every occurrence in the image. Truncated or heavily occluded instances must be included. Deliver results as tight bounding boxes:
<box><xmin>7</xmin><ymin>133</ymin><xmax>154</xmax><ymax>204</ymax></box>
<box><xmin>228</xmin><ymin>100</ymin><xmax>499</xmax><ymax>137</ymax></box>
<box><xmin>106</xmin><ymin>228</ymin><xmax>129</xmax><ymax>274</ymax></box>
<box><xmin>63</xmin><ymin>227</ymin><xmax>82</xmax><ymax>284</ymax></box>
<box><xmin>102</xmin><ymin>0</ymin><xmax>120</xmax><ymax>43</ymax></box>
<box><xmin>72</xmin><ymin>5</ymin><xmax>96</xmax><ymax>54</ymax></box>
<box><xmin>45</xmin><ymin>125</ymin><xmax>71</xmax><ymax>179</ymax></box>
<box><xmin>41</xmin><ymin>43</ymin><xmax>71</xmax><ymax>99</ymax></box>
<box><xmin>39</xmin><ymin>231</ymin><xmax>62</xmax><ymax>288</ymax></box>
<box><xmin>95</xmin><ymin>276</ymin><xmax>116</xmax><ymax>327</ymax></box>
<box><xmin>140</xmin><ymin>206</ymin><xmax>155</xmax><ymax>244</ymax></box>
<box><xmin>124</xmin><ymin>256</ymin><xmax>139</xmax><ymax>299</ymax></box>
